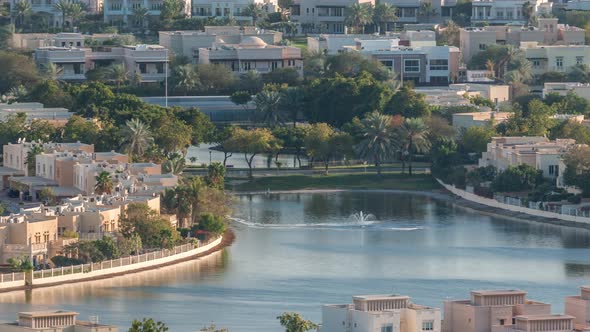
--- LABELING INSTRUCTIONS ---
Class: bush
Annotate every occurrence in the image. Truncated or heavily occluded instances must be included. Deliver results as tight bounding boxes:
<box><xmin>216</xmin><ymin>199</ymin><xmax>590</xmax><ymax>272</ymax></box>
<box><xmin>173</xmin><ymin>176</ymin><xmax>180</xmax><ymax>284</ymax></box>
<box><xmin>197</xmin><ymin>213</ymin><xmax>226</xmax><ymax>236</ymax></box>
<box><xmin>51</xmin><ymin>255</ymin><xmax>84</xmax><ymax>267</ymax></box>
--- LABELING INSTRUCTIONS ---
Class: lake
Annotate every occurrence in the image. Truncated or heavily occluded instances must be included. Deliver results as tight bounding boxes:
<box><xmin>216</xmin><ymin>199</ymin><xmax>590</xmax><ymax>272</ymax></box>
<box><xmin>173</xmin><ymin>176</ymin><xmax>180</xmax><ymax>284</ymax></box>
<box><xmin>1</xmin><ymin>191</ymin><xmax>590</xmax><ymax>331</ymax></box>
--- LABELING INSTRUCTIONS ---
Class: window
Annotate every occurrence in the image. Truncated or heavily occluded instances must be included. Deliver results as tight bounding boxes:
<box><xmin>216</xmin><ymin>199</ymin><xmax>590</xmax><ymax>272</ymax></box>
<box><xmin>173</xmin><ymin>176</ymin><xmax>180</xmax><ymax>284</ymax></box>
<box><xmin>430</xmin><ymin>76</ymin><xmax>448</xmax><ymax>83</ymax></box>
<box><xmin>556</xmin><ymin>56</ymin><xmax>564</xmax><ymax>69</ymax></box>
<box><xmin>479</xmin><ymin>43</ymin><xmax>487</xmax><ymax>50</ymax></box>
<box><xmin>422</xmin><ymin>321</ymin><xmax>434</xmax><ymax>331</ymax></box>
<box><xmin>404</xmin><ymin>59</ymin><xmax>420</xmax><ymax>73</ymax></box>
<box><xmin>577</xmin><ymin>56</ymin><xmax>584</xmax><ymax>65</ymax></box>
<box><xmin>549</xmin><ymin>164</ymin><xmax>559</xmax><ymax>175</ymax></box>
<box><xmin>381</xmin><ymin>325</ymin><xmax>393</xmax><ymax>332</ymax></box>
<box><xmin>380</xmin><ymin>60</ymin><xmax>393</xmax><ymax>70</ymax></box>
<box><xmin>430</xmin><ymin>59</ymin><xmax>448</xmax><ymax>71</ymax></box>
<box><xmin>139</xmin><ymin>63</ymin><xmax>147</xmax><ymax>74</ymax></box>
<box><xmin>156</xmin><ymin>63</ymin><xmax>164</xmax><ymax>74</ymax></box>
<box><xmin>215</xmin><ymin>7</ymin><xmax>221</xmax><ymax>16</ymax></box>
<box><xmin>532</xmin><ymin>59</ymin><xmax>541</xmax><ymax>68</ymax></box>
<box><xmin>499</xmin><ymin>319</ymin><xmax>505</xmax><ymax>326</ymax></box>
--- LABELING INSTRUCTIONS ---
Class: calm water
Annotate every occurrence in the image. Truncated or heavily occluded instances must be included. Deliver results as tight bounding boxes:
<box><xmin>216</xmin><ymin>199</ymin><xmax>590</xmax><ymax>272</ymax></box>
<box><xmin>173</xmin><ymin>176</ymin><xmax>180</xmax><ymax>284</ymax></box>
<box><xmin>1</xmin><ymin>191</ymin><xmax>590</xmax><ymax>331</ymax></box>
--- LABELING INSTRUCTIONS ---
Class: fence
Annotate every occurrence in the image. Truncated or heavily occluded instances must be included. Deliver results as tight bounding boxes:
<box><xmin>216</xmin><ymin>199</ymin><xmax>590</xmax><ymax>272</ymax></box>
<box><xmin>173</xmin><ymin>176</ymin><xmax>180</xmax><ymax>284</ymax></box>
<box><xmin>0</xmin><ymin>236</ymin><xmax>222</xmax><ymax>290</ymax></box>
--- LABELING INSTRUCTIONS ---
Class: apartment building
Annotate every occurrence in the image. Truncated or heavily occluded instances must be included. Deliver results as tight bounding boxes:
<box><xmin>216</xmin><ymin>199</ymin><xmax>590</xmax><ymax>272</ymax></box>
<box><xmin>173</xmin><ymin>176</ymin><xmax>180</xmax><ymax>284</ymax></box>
<box><xmin>358</xmin><ymin>44</ymin><xmax>460</xmax><ymax>85</ymax></box>
<box><xmin>543</xmin><ymin>82</ymin><xmax>590</xmax><ymax>99</ymax></box>
<box><xmin>442</xmin><ymin>290</ymin><xmax>553</xmax><ymax>332</ymax></box>
<box><xmin>159</xmin><ymin>26</ymin><xmax>282</xmax><ymax>63</ymax></box>
<box><xmin>492</xmin><ymin>315</ymin><xmax>575</xmax><ymax>332</ymax></box>
<box><xmin>198</xmin><ymin>36</ymin><xmax>303</xmax><ymax>76</ymax></box>
<box><xmin>103</xmin><ymin>0</ymin><xmax>190</xmax><ymax>25</ymax></box>
<box><xmin>470</xmin><ymin>0</ymin><xmax>551</xmax><ymax>25</ymax></box>
<box><xmin>521</xmin><ymin>43</ymin><xmax>590</xmax><ymax>77</ymax></box>
<box><xmin>478</xmin><ymin>137</ymin><xmax>583</xmax><ymax>180</ymax></box>
<box><xmin>0</xmin><ymin>214</ymin><xmax>58</xmax><ymax>266</ymax></box>
<box><xmin>192</xmin><ymin>0</ymin><xmax>277</xmax><ymax>22</ymax></box>
<box><xmin>320</xmin><ymin>294</ymin><xmax>441</xmax><ymax>332</ymax></box>
<box><xmin>290</xmin><ymin>0</ymin><xmax>374</xmax><ymax>34</ymax></box>
<box><xmin>0</xmin><ymin>102</ymin><xmax>71</xmax><ymax>126</ymax></box>
<box><xmin>565</xmin><ymin>286</ymin><xmax>590</xmax><ymax>328</ymax></box>
<box><xmin>34</xmin><ymin>44</ymin><xmax>169</xmax><ymax>82</ymax></box>
<box><xmin>9</xmin><ymin>0</ymin><xmax>102</xmax><ymax>28</ymax></box>
<box><xmin>460</xmin><ymin>18</ymin><xmax>585</xmax><ymax>63</ymax></box>
<box><xmin>0</xmin><ymin>310</ymin><xmax>118</xmax><ymax>331</ymax></box>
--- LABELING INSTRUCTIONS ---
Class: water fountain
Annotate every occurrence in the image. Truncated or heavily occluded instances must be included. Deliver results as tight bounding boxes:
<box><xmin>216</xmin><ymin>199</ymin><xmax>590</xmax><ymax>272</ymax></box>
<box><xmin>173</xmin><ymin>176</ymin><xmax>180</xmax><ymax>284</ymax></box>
<box><xmin>350</xmin><ymin>211</ymin><xmax>376</xmax><ymax>226</ymax></box>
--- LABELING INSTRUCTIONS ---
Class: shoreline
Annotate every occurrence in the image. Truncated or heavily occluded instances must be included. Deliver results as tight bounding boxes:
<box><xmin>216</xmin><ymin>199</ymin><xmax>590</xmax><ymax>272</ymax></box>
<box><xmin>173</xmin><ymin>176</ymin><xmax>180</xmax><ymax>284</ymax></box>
<box><xmin>0</xmin><ymin>230</ymin><xmax>234</xmax><ymax>294</ymax></box>
<box><xmin>233</xmin><ymin>189</ymin><xmax>590</xmax><ymax>231</ymax></box>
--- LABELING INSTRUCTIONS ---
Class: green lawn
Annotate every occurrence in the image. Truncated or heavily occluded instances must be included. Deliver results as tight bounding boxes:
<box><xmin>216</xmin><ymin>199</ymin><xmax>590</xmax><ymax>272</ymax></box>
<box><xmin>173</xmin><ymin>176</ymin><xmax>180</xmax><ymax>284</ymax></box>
<box><xmin>288</xmin><ymin>37</ymin><xmax>308</xmax><ymax>50</ymax></box>
<box><xmin>230</xmin><ymin>173</ymin><xmax>440</xmax><ymax>192</ymax></box>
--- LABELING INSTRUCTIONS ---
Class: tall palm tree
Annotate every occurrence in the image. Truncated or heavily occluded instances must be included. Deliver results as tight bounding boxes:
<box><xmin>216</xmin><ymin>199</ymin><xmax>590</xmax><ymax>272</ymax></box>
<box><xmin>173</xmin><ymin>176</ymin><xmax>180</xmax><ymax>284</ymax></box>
<box><xmin>68</xmin><ymin>3</ymin><xmax>85</xmax><ymax>30</ymax></box>
<box><xmin>121</xmin><ymin>118</ymin><xmax>154</xmax><ymax>159</ymax></box>
<box><xmin>42</xmin><ymin>63</ymin><xmax>63</xmax><ymax>81</ymax></box>
<box><xmin>243</xmin><ymin>2</ymin><xmax>266</xmax><ymax>26</ymax></box>
<box><xmin>95</xmin><ymin>171</ymin><xmax>113</xmax><ymax>195</ymax></box>
<box><xmin>25</xmin><ymin>145</ymin><xmax>43</xmax><ymax>176</ymax></box>
<box><xmin>254</xmin><ymin>90</ymin><xmax>284</xmax><ymax>127</ymax></box>
<box><xmin>373</xmin><ymin>3</ymin><xmax>397</xmax><ymax>34</ymax></box>
<box><xmin>419</xmin><ymin>1</ymin><xmax>437</xmax><ymax>23</ymax></box>
<box><xmin>399</xmin><ymin>118</ymin><xmax>431</xmax><ymax>176</ymax></box>
<box><xmin>52</xmin><ymin>0</ymin><xmax>71</xmax><ymax>31</ymax></box>
<box><xmin>172</xmin><ymin>64</ymin><xmax>199</xmax><ymax>95</ymax></box>
<box><xmin>495</xmin><ymin>45</ymin><xmax>518</xmax><ymax>79</ymax></box>
<box><xmin>12</xmin><ymin>0</ymin><xmax>32</xmax><ymax>29</ymax></box>
<box><xmin>355</xmin><ymin>112</ymin><xmax>398</xmax><ymax>175</ymax></box>
<box><xmin>345</xmin><ymin>3</ymin><xmax>373</xmax><ymax>34</ymax></box>
<box><xmin>107</xmin><ymin>63</ymin><xmax>128</xmax><ymax>91</ymax></box>
<box><xmin>522</xmin><ymin>1</ymin><xmax>534</xmax><ymax>25</ymax></box>
<box><xmin>280</xmin><ymin>87</ymin><xmax>305</xmax><ymax>127</ymax></box>
<box><xmin>163</xmin><ymin>153</ymin><xmax>185</xmax><ymax>175</ymax></box>
<box><xmin>132</xmin><ymin>7</ymin><xmax>149</xmax><ymax>30</ymax></box>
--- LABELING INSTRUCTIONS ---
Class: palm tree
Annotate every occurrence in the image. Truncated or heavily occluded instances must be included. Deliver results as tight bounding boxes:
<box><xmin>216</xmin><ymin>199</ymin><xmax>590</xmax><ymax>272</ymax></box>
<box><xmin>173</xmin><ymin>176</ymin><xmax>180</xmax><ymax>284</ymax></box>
<box><xmin>172</xmin><ymin>64</ymin><xmax>199</xmax><ymax>95</ymax></box>
<box><xmin>355</xmin><ymin>112</ymin><xmax>398</xmax><ymax>175</ymax></box>
<box><xmin>419</xmin><ymin>1</ymin><xmax>438</xmax><ymax>23</ymax></box>
<box><xmin>121</xmin><ymin>118</ymin><xmax>154</xmax><ymax>159</ymax></box>
<box><xmin>280</xmin><ymin>87</ymin><xmax>305</xmax><ymax>127</ymax></box>
<box><xmin>132</xmin><ymin>7</ymin><xmax>149</xmax><ymax>30</ymax></box>
<box><xmin>12</xmin><ymin>0</ymin><xmax>32</xmax><ymax>29</ymax></box>
<box><xmin>254</xmin><ymin>90</ymin><xmax>284</xmax><ymax>127</ymax></box>
<box><xmin>106</xmin><ymin>64</ymin><xmax>128</xmax><ymax>91</ymax></box>
<box><xmin>95</xmin><ymin>171</ymin><xmax>113</xmax><ymax>195</ymax></box>
<box><xmin>68</xmin><ymin>3</ymin><xmax>85</xmax><ymax>30</ymax></box>
<box><xmin>52</xmin><ymin>0</ymin><xmax>71</xmax><ymax>31</ymax></box>
<box><xmin>345</xmin><ymin>3</ymin><xmax>373</xmax><ymax>34</ymax></box>
<box><xmin>163</xmin><ymin>153</ymin><xmax>185</xmax><ymax>175</ymax></box>
<box><xmin>25</xmin><ymin>145</ymin><xmax>43</xmax><ymax>176</ymax></box>
<box><xmin>522</xmin><ymin>1</ymin><xmax>534</xmax><ymax>25</ymax></box>
<box><xmin>243</xmin><ymin>2</ymin><xmax>266</xmax><ymax>26</ymax></box>
<box><xmin>373</xmin><ymin>3</ymin><xmax>397</xmax><ymax>34</ymax></box>
<box><xmin>42</xmin><ymin>63</ymin><xmax>64</xmax><ymax>81</ymax></box>
<box><xmin>399</xmin><ymin>118</ymin><xmax>431</xmax><ymax>176</ymax></box>
<box><xmin>495</xmin><ymin>45</ymin><xmax>518</xmax><ymax>79</ymax></box>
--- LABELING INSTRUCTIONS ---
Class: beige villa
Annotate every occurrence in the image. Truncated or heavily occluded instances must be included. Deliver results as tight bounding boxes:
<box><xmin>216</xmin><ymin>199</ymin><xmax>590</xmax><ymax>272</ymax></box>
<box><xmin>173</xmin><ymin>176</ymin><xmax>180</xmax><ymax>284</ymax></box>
<box><xmin>0</xmin><ymin>310</ymin><xmax>118</xmax><ymax>331</ymax></box>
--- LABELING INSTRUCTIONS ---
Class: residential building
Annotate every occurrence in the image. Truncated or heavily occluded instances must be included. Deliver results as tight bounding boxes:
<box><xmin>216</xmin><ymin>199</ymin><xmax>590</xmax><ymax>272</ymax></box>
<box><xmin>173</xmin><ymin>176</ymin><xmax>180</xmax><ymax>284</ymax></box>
<box><xmin>103</xmin><ymin>0</ymin><xmax>190</xmax><ymax>25</ymax></box>
<box><xmin>542</xmin><ymin>82</ymin><xmax>590</xmax><ymax>99</ymax></box>
<box><xmin>290</xmin><ymin>0</ymin><xmax>374</xmax><ymax>34</ymax></box>
<box><xmin>0</xmin><ymin>310</ymin><xmax>118</xmax><ymax>331</ymax></box>
<box><xmin>460</xmin><ymin>18</ymin><xmax>585</xmax><ymax>63</ymax></box>
<box><xmin>443</xmin><ymin>289</ymin><xmax>553</xmax><ymax>332</ymax></box>
<box><xmin>0</xmin><ymin>102</ymin><xmax>72</xmax><ymax>126</ymax></box>
<box><xmin>306</xmin><ymin>30</ymin><xmax>436</xmax><ymax>55</ymax></box>
<box><xmin>565</xmin><ymin>286</ymin><xmax>590</xmax><ymax>327</ymax></box>
<box><xmin>0</xmin><ymin>214</ymin><xmax>58</xmax><ymax>266</ymax></box>
<box><xmin>192</xmin><ymin>0</ymin><xmax>277</xmax><ymax>22</ymax></box>
<box><xmin>198</xmin><ymin>37</ymin><xmax>303</xmax><ymax>76</ymax></box>
<box><xmin>470</xmin><ymin>0</ymin><xmax>551</xmax><ymax>25</ymax></box>
<box><xmin>319</xmin><ymin>294</ymin><xmax>441</xmax><ymax>332</ymax></box>
<box><xmin>521</xmin><ymin>43</ymin><xmax>590</xmax><ymax>77</ymax></box>
<box><xmin>358</xmin><ymin>45</ymin><xmax>461</xmax><ymax>85</ymax></box>
<box><xmin>452</xmin><ymin>111</ymin><xmax>513</xmax><ymax>129</ymax></box>
<box><xmin>492</xmin><ymin>315</ymin><xmax>575</xmax><ymax>332</ymax></box>
<box><xmin>34</xmin><ymin>44</ymin><xmax>169</xmax><ymax>82</ymax></box>
<box><xmin>9</xmin><ymin>0</ymin><xmax>102</xmax><ymax>28</ymax></box>
<box><xmin>478</xmin><ymin>137</ymin><xmax>581</xmax><ymax>180</ymax></box>
<box><xmin>159</xmin><ymin>27</ymin><xmax>282</xmax><ymax>63</ymax></box>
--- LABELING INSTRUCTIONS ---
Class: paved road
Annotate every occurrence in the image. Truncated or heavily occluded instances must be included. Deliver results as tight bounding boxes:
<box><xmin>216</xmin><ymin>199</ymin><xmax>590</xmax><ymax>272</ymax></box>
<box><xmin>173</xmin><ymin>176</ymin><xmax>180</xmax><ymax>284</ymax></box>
<box><xmin>141</xmin><ymin>96</ymin><xmax>254</xmax><ymax>123</ymax></box>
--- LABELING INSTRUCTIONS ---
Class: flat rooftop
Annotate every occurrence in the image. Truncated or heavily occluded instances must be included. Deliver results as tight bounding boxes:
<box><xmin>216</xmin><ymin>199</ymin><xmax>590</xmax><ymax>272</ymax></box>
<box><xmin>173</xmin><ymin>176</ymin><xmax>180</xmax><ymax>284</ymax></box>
<box><xmin>471</xmin><ymin>289</ymin><xmax>527</xmax><ymax>296</ymax></box>
<box><xmin>515</xmin><ymin>314</ymin><xmax>574</xmax><ymax>320</ymax></box>
<box><xmin>19</xmin><ymin>310</ymin><xmax>78</xmax><ymax>318</ymax></box>
<box><xmin>353</xmin><ymin>294</ymin><xmax>410</xmax><ymax>301</ymax></box>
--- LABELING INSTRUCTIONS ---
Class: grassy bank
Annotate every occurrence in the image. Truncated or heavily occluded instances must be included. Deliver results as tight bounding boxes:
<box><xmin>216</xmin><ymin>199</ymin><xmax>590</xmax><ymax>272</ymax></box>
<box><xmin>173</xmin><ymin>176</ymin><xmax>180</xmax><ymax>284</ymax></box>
<box><xmin>229</xmin><ymin>173</ymin><xmax>440</xmax><ymax>192</ymax></box>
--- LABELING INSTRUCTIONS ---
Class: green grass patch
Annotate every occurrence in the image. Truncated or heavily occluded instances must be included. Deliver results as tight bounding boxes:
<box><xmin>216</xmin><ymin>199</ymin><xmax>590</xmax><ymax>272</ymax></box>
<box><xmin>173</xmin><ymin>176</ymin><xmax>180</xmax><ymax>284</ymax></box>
<box><xmin>230</xmin><ymin>172</ymin><xmax>440</xmax><ymax>192</ymax></box>
<box><xmin>288</xmin><ymin>37</ymin><xmax>308</xmax><ymax>50</ymax></box>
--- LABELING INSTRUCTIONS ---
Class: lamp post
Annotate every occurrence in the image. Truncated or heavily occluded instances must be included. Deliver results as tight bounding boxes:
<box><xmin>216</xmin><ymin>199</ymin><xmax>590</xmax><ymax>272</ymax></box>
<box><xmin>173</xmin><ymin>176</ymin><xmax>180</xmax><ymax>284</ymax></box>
<box><xmin>164</xmin><ymin>48</ymin><xmax>168</xmax><ymax>108</ymax></box>
<box><xmin>209</xmin><ymin>150</ymin><xmax>212</xmax><ymax>164</ymax></box>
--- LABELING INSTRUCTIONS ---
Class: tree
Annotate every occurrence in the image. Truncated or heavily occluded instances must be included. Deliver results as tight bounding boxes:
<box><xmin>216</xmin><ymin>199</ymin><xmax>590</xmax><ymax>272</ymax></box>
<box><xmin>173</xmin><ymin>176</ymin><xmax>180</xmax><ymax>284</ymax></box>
<box><xmin>0</xmin><ymin>51</ymin><xmax>39</xmax><ymax>94</ymax></box>
<box><xmin>129</xmin><ymin>318</ymin><xmax>169</xmax><ymax>332</ymax></box>
<box><xmin>551</xmin><ymin>120</ymin><xmax>590</xmax><ymax>145</ymax></box>
<box><xmin>273</xmin><ymin>125</ymin><xmax>308</xmax><ymax>168</ymax></box>
<box><xmin>387</xmin><ymin>85</ymin><xmax>431</xmax><ymax>118</ymax></box>
<box><xmin>68</xmin><ymin>3</ymin><xmax>85</xmax><ymax>29</ymax></box>
<box><xmin>12</xmin><ymin>0</ymin><xmax>32</xmax><ymax>29</ymax></box>
<box><xmin>522</xmin><ymin>1</ymin><xmax>534</xmax><ymax>25</ymax></box>
<box><xmin>304</xmin><ymin>123</ymin><xmax>353</xmax><ymax>174</ymax></box>
<box><xmin>95</xmin><ymin>171</ymin><xmax>113</xmax><ymax>195</ymax></box>
<box><xmin>230</xmin><ymin>90</ymin><xmax>252</xmax><ymax>111</ymax></box>
<box><xmin>160</xmin><ymin>0</ymin><xmax>184</xmax><ymax>20</ymax></box>
<box><xmin>195</xmin><ymin>64</ymin><xmax>235</xmax><ymax>94</ymax></box>
<box><xmin>0</xmin><ymin>113</ymin><xmax>27</xmax><ymax>155</ymax></box>
<box><xmin>399</xmin><ymin>118</ymin><xmax>431</xmax><ymax>175</ymax></box>
<box><xmin>25</xmin><ymin>145</ymin><xmax>43</xmax><ymax>176</ymax></box>
<box><xmin>501</xmin><ymin>100</ymin><xmax>556</xmax><ymax>137</ymax></box>
<box><xmin>419</xmin><ymin>1</ymin><xmax>438</xmax><ymax>23</ymax></box>
<box><xmin>355</xmin><ymin>112</ymin><xmax>398</xmax><ymax>175</ymax></box>
<box><xmin>132</xmin><ymin>7</ymin><xmax>150</xmax><ymax>29</ymax></box>
<box><xmin>120</xmin><ymin>203</ymin><xmax>180</xmax><ymax>248</ymax></box>
<box><xmin>563</xmin><ymin>145</ymin><xmax>590</xmax><ymax>196</ymax></box>
<box><xmin>345</xmin><ymin>3</ymin><xmax>373</xmax><ymax>33</ymax></box>
<box><xmin>172</xmin><ymin>64</ymin><xmax>199</xmax><ymax>95</ymax></box>
<box><xmin>62</xmin><ymin>115</ymin><xmax>100</xmax><ymax>144</ymax></box>
<box><xmin>223</xmin><ymin>127</ymin><xmax>282</xmax><ymax>178</ymax></box>
<box><xmin>440</xmin><ymin>20</ymin><xmax>460</xmax><ymax>46</ymax></box>
<box><xmin>162</xmin><ymin>153</ymin><xmax>185</xmax><ymax>175</ymax></box>
<box><xmin>254</xmin><ymin>89</ymin><xmax>284</xmax><ymax>127</ymax></box>
<box><xmin>492</xmin><ymin>164</ymin><xmax>543</xmax><ymax>192</ymax></box>
<box><xmin>280</xmin><ymin>87</ymin><xmax>305</xmax><ymax>127</ymax></box>
<box><xmin>197</xmin><ymin>213</ymin><xmax>226</xmax><ymax>235</ymax></box>
<box><xmin>459</xmin><ymin>125</ymin><xmax>496</xmax><ymax>154</ymax></box>
<box><xmin>206</xmin><ymin>162</ymin><xmax>226</xmax><ymax>190</ymax></box>
<box><xmin>237</xmin><ymin>70</ymin><xmax>264</xmax><ymax>94</ymax></box>
<box><xmin>38</xmin><ymin>187</ymin><xmax>56</xmax><ymax>205</ymax></box>
<box><xmin>277</xmin><ymin>312</ymin><xmax>318</xmax><ymax>332</ymax></box>
<box><xmin>373</xmin><ymin>3</ymin><xmax>397</xmax><ymax>34</ymax></box>
<box><xmin>175</xmin><ymin>107</ymin><xmax>216</xmax><ymax>145</ymax></box>
<box><xmin>94</xmin><ymin>236</ymin><xmax>120</xmax><ymax>259</ymax></box>
<box><xmin>214</xmin><ymin>126</ymin><xmax>236</xmax><ymax>167</ymax></box>
<box><xmin>107</xmin><ymin>64</ymin><xmax>129</xmax><ymax>91</ymax></box>
<box><xmin>52</xmin><ymin>0</ymin><xmax>71</xmax><ymax>31</ymax></box>
<box><xmin>117</xmin><ymin>233</ymin><xmax>143</xmax><ymax>256</ymax></box>
<box><xmin>121</xmin><ymin>118</ymin><xmax>154</xmax><ymax>159</ymax></box>
<box><xmin>243</xmin><ymin>2</ymin><xmax>267</xmax><ymax>26</ymax></box>
<box><xmin>153</xmin><ymin>116</ymin><xmax>193</xmax><ymax>156</ymax></box>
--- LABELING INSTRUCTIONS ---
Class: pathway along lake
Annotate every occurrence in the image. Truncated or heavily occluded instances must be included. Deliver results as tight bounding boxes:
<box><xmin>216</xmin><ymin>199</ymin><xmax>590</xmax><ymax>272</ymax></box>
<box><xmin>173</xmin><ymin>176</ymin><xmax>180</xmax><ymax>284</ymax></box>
<box><xmin>1</xmin><ymin>191</ymin><xmax>590</xmax><ymax>331</ymax></box>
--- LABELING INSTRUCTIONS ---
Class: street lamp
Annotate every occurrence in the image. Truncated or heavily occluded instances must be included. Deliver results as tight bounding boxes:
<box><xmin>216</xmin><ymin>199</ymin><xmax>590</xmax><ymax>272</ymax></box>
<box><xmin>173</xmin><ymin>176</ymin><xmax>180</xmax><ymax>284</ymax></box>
<box><xmin>209</xmin><ymin>150</ymin><xmax>212</xmax><ymax>164</ymax></box>
<box><xmin>164</xmin><ymin>48</ymin><xmax>168</xmax><ymax>108</ymax></box>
